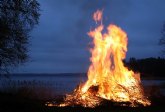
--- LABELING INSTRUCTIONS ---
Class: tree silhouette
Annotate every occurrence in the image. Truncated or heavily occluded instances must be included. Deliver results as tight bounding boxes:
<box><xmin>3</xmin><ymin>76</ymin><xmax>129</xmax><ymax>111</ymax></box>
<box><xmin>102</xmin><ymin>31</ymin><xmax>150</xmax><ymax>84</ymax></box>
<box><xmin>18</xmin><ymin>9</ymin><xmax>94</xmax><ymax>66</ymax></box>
<box><xmin>126</xmin><ymin>57</ymin><xmax>165</xmax><ymax>77</ymax></box>
<box><xmin>0</xmin><ymin>0</ymin><xmax>40</xmax><ymax>74</ymax></box>
<box><xmin>159</xmin><ymin>22</ymin><xmax>165</xmax><ymax>55</ymax></box>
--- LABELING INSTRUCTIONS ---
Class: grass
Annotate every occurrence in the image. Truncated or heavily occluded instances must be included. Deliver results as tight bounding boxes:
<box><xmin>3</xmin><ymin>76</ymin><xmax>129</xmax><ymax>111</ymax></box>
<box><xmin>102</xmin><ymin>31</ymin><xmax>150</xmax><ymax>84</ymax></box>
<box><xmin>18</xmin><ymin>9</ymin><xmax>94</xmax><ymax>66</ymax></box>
<box><xmin>0</xmin><ymin>92</ymin><xmax>165</xmax><ymax>112</ymax></box>
<box><xmin>0</xmin><ymin>79</ymin><xmax>60</xmax><ymax>100</ymax></box>
<box><xmin>0</xmin><ymin>79</ymin><xmax>165</xmax><ymax>112</ymax></box>
<box><xmin>0</xmin><ymin>94</ymin><xmax>164</xmax><ymax>112</ymax></box>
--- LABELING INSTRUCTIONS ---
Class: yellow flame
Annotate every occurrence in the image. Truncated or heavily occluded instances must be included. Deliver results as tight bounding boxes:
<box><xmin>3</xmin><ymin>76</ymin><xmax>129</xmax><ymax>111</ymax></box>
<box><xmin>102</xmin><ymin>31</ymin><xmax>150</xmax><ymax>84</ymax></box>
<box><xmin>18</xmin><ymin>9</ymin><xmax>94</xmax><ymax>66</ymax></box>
<box><xmin>81</xmin><ymin>10</ymin><xmax>150</xmax><ymax>106</ymax></box>
<box><xmin>53</xmin><ymin>10</ymin><xmax>151</xmax><ymax>108</ymax></box>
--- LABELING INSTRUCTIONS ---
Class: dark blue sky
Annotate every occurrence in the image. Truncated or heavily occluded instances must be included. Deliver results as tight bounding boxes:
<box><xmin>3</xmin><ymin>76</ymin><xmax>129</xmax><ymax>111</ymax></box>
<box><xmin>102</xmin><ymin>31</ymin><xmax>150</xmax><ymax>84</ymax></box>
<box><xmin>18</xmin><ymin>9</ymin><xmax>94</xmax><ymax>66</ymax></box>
<box><xmin>15</xmin><ymin>0</ymin><xmax>165</xmax><ymax>73</ymax></box>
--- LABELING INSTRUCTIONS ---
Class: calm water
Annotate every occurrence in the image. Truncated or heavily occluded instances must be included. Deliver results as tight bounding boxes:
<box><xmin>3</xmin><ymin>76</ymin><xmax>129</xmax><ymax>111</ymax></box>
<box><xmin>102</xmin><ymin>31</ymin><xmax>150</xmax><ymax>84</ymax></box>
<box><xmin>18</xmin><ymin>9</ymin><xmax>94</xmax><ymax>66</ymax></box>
<box><xmin>0</xmin><ymin>74</ymin><xmax>165</xmax><ymax>95</ymax></box>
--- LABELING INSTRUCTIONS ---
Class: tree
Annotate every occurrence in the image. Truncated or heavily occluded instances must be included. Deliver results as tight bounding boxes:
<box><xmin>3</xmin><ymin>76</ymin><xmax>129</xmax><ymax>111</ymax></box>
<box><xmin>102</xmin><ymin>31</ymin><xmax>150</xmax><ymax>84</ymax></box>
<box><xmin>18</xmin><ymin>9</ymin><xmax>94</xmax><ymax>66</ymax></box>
<box><xmin>0</xmin><ymin>0</ymin><xmax>40</xmax><ymax>74</ymax></box>
<box><xmin>159</xmin><ymin>22</ymin><xmax>165</xmax><ymax>55</ymax></box>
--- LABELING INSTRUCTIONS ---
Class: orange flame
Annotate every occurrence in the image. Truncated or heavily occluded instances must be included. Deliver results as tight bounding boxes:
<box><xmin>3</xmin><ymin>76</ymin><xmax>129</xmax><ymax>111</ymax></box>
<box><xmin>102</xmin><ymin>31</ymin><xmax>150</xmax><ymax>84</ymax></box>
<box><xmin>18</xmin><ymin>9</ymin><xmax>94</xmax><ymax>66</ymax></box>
<box><xmin>80</xmin><ymin>10</ymin><xmax>150</xmax><ymax>106</ymax></box>
<box><xmin>49</xmin><ymin>10</ymin><xmax>151</xmax><ymax>108</ymax></box>
<box><xmin>93</xmin><ymin>10</ymin><xmax>103</xmax><ymax>23</ymax></box>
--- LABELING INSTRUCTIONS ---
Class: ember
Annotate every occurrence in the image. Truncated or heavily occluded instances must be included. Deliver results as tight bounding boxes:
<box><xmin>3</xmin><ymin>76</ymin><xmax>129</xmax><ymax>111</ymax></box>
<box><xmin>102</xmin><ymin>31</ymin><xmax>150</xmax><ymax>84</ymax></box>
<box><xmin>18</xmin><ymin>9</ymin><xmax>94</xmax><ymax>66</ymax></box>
<box><xmin>47</xmin><ymin>10</ymin><xmax>151</xmax><ymax>108</ymax></box>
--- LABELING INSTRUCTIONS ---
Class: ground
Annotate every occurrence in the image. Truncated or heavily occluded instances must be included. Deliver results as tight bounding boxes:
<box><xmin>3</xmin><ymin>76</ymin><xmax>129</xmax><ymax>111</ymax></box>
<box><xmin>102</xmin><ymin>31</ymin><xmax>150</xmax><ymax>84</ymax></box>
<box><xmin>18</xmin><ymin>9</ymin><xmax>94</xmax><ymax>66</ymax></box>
<box><xmin>0</xmin><ymin>92</ymin><xmax>165</xmax><ymax>112</ymax></box>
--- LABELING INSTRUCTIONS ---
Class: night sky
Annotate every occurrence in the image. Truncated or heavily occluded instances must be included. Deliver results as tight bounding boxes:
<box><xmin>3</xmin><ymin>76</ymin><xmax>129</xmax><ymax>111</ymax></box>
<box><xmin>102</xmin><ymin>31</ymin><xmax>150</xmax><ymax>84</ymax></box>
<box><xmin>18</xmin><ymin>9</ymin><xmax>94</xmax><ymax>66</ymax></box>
<box><xmin>15</xmin><ymin>0</ymin><xmax>165</xmax><ymax>73</ymax></box>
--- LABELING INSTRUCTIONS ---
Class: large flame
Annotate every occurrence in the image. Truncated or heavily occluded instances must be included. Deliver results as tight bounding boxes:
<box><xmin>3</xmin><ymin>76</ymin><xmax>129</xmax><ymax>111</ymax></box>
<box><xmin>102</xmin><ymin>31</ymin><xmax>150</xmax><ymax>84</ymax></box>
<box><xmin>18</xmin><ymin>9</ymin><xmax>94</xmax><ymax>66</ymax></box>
<box><xmin>47</xmin><ymin>10</ymin><xmax>151</xmax><ymax>108</ymax></box>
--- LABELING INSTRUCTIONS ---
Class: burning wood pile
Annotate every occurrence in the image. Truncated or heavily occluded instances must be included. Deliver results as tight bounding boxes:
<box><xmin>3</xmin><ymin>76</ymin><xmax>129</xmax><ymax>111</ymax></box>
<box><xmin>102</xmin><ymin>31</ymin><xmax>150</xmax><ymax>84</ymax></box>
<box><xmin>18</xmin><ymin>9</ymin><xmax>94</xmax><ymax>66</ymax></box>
<box><xmin>46</xmin><ymin>10</ymin><xmax>151</xmax><ymax>108</ymax></box>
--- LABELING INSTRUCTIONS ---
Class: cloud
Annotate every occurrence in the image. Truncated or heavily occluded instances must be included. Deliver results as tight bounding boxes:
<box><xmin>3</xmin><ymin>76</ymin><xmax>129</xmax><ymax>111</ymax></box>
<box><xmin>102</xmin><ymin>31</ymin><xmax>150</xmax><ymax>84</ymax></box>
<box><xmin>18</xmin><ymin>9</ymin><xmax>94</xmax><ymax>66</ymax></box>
<box><xmin>15</xmin><ymin>0</ymin><xmax>165</xmax><ymax>73</ymax></box>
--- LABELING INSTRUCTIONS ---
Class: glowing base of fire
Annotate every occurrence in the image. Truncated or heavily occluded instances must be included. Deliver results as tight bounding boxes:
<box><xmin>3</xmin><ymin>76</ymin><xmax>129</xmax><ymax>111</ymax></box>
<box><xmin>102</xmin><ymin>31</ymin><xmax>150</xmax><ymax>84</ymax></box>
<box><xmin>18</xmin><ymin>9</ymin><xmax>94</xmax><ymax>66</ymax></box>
<box><xmin>46</xmin><ymin>83</ymin><xmax>150</xmax><ymax>108</ymax></box>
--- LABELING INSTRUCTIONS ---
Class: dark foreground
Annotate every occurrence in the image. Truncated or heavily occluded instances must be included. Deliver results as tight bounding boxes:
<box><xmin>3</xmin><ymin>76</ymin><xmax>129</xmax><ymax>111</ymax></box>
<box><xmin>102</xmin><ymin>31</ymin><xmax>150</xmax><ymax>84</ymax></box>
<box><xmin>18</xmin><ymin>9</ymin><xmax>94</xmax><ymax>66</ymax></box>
<box><xmin>0</xmin><ymin>92</ymin><xmax>165</xmax><ymax>112</ymax></box>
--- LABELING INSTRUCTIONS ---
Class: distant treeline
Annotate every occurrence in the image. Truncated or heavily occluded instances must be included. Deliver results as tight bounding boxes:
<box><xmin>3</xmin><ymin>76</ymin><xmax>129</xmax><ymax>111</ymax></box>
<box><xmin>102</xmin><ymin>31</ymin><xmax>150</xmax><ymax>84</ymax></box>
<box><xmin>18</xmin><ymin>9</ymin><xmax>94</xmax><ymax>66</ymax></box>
<box><xmin>125</xmin><ymin>57</ymin><xmax>165</xmax><ymax>77</ymax></box>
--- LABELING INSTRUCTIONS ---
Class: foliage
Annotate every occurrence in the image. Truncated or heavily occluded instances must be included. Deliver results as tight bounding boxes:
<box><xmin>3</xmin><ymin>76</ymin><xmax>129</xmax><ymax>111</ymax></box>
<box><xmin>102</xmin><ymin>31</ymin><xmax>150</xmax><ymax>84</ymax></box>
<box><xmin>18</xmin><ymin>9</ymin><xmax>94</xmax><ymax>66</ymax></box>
<box><xmin>0</xmin><ymin>79</ymin><xmax>56</xmax><ymax>100</ymax></box>
<box><xmin>0</xmin><ymin>0</ymin><xmax>40</xmax><ymax>74</ymax></box>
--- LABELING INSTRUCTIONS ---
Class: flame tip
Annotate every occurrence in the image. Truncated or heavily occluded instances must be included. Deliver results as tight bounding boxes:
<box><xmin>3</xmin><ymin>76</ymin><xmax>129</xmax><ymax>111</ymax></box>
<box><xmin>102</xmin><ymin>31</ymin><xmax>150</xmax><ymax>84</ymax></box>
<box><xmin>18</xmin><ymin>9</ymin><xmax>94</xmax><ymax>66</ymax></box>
<box><xmin>55</xmin><ymin>9</ymin><xmax>150</xmax><ymax>107</ymax></box>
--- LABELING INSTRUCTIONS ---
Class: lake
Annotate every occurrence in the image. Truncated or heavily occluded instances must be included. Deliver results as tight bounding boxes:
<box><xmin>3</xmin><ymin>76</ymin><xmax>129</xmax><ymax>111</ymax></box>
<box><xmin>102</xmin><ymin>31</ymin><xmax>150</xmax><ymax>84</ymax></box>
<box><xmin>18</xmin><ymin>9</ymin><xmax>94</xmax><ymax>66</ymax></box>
<box><xmin>0</xmin><ymin>74</ymin><xmax>165</xmax><ymax>97</ymax></box>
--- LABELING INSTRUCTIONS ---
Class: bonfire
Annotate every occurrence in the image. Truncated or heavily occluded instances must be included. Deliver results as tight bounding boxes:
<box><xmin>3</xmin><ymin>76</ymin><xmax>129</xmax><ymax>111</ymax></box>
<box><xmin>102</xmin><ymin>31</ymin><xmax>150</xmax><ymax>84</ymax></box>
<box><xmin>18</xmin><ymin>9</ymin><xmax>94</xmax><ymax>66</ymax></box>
<box><xmin>47</xmin><ymin>10</ymin><xmax>151</xmax><ymax>108</ymax></box>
